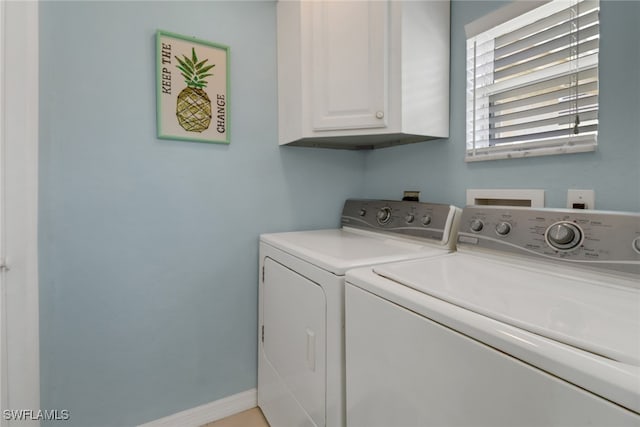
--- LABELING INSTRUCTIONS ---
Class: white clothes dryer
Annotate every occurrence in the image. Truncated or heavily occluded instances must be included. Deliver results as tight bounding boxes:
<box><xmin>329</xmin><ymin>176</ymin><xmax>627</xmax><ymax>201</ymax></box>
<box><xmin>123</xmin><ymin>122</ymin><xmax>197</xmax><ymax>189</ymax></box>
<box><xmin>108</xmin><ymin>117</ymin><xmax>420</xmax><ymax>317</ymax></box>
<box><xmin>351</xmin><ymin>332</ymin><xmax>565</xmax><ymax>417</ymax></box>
<box><xmin>257</xmin><ymin>199</ymin><xmax>461</xmax><ymax>427</ymax></box>
<box><xmin>345</xmin><ymin>206</ymin><xmax>640</xmax><ymax>427</ymax></box>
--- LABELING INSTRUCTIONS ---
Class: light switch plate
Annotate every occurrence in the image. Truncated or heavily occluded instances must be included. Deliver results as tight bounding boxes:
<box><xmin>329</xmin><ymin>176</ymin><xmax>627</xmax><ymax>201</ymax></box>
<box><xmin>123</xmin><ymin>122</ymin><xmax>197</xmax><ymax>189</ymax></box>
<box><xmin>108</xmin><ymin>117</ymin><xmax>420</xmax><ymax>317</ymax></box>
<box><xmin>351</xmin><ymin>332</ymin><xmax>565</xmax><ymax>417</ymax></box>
<box><xmin>567</xmin><ymin>189</ymin><xmax>595</xmax><ymax>209</ymax></box>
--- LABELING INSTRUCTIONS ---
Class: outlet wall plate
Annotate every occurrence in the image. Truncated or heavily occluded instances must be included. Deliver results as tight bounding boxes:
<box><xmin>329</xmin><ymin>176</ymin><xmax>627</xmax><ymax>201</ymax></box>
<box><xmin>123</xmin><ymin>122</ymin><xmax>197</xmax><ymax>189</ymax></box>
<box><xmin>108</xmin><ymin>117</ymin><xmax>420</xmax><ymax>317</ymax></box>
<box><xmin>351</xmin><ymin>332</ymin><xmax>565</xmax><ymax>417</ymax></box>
<box><xmin>567</xmin><ymin>189</ymin><xmax>595</xmax><ymax>209</ymax></box>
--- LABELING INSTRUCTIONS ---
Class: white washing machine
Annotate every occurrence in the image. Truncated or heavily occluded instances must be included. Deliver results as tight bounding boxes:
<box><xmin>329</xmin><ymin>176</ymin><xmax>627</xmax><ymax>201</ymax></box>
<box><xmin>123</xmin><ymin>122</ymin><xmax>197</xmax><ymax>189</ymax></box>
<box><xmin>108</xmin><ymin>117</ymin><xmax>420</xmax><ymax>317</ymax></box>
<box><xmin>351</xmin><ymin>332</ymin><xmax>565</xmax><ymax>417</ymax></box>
<box><xmin>346</xmin><ymin>206</ymin><xmax>640</xmax><ymax>427</ymax></box>
<box><xmin>257</xmin><ymin>199</ymin><xmax>461</xmax><ymax>427</ymax></box>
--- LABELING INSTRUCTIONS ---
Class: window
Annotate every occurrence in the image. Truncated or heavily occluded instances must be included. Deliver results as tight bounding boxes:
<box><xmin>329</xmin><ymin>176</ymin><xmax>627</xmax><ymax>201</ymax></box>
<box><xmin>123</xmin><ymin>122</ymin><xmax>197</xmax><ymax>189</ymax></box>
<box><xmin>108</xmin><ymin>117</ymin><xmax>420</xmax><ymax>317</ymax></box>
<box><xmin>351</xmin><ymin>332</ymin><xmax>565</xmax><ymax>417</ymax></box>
<box><xmin>465</xmin><ymin>0</ymin><xmax>600</xmax><ymax>161</ymax></box>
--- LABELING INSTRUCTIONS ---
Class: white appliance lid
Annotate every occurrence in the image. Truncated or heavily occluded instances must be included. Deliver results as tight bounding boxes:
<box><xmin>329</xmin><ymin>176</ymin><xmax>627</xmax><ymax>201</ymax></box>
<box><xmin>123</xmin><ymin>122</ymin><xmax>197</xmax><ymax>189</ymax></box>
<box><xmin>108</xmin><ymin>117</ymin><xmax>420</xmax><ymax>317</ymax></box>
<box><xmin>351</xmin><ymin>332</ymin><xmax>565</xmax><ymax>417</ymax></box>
<box><xmin>261</xmin><ymin>228</ymin><xmax>449</xmax><ymax>275</ymax></box>
<box><xmin>373</xmin><ymin>253</ymin><xmax>640</xmax><ymax>367</ymax></box>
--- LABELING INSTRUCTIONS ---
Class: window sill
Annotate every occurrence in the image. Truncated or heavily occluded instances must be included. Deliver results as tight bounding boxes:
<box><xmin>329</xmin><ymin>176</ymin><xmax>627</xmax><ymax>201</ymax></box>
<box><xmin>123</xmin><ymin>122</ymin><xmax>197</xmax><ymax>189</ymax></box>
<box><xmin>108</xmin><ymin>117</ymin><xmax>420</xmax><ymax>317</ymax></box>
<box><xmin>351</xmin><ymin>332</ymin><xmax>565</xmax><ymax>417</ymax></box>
<box><xmin>465</xmin><ymin>138</ymin><xmax>597</xmax><ymax>162</ymax></box>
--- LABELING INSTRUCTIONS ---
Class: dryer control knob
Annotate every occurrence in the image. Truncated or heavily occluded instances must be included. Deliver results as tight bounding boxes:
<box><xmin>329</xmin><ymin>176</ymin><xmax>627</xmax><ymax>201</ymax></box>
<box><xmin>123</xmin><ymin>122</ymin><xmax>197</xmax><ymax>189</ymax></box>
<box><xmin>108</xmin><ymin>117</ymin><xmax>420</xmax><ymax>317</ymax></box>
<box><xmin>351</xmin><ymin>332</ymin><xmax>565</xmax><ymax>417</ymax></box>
<box><xmin>470</xmin><ymin>219</ymin><xmax>484</xmax><ymax>233</ymax></box>
<box><xmin>633</xmin><ymin>237</ymin><xmax>640</xmax><ymax>253</ymax></box>
<box><xmin>421</xmin><ymin>215</ymin><xmax>432</xmax><ymax>226</ymax></box>
<box><xmin>359</xmin><ymin>209</ymin><xmax>367</xmax><ymax>217</ymax></box>
<box><xmin>376</xmin><ymin>207</ymin><xmax>392</xmax><ymax>225</ymax></box>
<box><xmin>495</xmin><ymin>222</ymin><xmax>511</xmax><ymax>236</ymax></box>
<box><xmin>405</xmin><ymin>214</ymin><xmax>415</xmax><ymax>223</ymax></box>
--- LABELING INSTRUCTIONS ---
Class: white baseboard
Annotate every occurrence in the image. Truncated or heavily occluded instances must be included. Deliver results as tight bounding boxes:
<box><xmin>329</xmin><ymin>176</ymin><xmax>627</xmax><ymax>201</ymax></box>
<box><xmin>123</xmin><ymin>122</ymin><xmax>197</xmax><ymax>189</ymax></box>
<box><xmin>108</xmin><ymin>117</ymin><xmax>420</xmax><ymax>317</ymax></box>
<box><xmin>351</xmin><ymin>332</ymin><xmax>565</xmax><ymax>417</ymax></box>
<box><xmin>138</xmin><ymin>388</ymin><xmax>257</xmax><ymax>427</ymax></box>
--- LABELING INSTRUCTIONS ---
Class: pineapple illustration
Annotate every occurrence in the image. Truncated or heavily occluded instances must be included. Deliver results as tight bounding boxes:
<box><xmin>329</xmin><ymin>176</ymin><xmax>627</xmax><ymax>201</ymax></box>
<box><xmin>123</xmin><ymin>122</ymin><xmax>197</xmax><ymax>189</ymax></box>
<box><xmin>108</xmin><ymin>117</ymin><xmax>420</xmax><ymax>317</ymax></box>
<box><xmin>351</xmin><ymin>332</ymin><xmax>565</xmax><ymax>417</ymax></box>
<box><xmin>175</xmin><ymin>48</ymin><xmax>215</xmax><ymax>132</ymax></box>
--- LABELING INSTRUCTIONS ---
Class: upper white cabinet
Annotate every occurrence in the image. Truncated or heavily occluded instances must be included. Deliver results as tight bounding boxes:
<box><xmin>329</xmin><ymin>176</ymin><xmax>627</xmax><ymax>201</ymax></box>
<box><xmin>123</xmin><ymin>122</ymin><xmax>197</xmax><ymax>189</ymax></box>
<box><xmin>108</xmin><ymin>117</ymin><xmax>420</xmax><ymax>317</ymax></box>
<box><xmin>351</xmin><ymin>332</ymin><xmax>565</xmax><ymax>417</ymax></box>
<box><xmin>277</xmin><ymin>0</ymin><xmax>450</xmax><ymax>149</ymax></box>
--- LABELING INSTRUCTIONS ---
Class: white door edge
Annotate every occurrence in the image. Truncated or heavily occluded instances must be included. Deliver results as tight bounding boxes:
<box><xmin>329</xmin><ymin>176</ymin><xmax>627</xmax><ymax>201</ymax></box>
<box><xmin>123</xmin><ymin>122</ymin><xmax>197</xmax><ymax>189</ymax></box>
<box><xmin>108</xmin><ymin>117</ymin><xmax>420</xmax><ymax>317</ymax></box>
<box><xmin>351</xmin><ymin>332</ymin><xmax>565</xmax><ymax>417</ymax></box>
<box><xmin>1</xmin><ymin>1</ymin><xmax>40</xmax><ymax>426</ymax></box>
<box><xmin>0</xmin><ymin>0</ymin><xmax>6</xmax><ymax>418</ymax></box>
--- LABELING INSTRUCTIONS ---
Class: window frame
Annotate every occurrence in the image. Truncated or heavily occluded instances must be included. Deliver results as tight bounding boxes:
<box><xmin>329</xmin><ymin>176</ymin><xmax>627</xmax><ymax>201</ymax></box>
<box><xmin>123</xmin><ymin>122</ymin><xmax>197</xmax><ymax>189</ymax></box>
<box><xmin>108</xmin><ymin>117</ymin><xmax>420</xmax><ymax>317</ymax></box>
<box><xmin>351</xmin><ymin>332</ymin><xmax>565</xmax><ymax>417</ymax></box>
<box><xmin>465</xmin><ymin>0</ymin><xmax>600</xmax><ymax>162</ymax></box>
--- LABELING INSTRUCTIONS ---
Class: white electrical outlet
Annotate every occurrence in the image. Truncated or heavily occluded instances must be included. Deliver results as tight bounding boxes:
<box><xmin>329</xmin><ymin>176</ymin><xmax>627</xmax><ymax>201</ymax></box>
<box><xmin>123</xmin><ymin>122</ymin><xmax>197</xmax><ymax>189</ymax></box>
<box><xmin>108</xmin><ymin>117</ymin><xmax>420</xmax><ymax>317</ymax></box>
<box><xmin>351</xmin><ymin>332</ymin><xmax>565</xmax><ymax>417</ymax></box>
<box><xmin>567</xmin><ymin>189</ymin><xmax>595</xmax><ymax>209</ymax></box>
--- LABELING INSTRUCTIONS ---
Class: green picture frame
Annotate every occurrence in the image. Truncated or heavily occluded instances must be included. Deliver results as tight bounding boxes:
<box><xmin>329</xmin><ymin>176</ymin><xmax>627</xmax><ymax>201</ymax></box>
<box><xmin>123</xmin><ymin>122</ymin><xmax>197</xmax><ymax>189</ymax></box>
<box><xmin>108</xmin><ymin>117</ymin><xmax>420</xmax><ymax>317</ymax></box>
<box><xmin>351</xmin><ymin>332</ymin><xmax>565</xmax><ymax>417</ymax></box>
<box><xmin>156</xmin><ymin>30</ymin><xmax>230</xmax><ymax>144</ymax></box>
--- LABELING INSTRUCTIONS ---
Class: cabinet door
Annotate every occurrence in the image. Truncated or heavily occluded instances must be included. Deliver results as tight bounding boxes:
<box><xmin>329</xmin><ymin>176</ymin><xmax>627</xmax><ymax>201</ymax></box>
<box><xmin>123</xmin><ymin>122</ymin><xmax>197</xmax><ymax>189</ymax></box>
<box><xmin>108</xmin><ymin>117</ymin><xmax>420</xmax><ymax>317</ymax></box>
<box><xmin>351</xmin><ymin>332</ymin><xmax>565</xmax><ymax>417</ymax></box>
<box><xmin>310</xmin><ymin>0</ymin><xmax>388</xmax><ymax>131</ymax></box>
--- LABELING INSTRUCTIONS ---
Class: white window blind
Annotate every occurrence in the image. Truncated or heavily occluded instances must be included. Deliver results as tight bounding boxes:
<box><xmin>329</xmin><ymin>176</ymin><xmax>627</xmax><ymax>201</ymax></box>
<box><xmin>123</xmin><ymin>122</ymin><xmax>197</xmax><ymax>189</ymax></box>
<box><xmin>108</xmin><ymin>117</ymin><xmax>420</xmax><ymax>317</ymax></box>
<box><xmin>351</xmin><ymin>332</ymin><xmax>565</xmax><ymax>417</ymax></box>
<box><xmin>466</xmin><ymin>0</ymin><xmax>600</xmax><ymax>162</ymax></box>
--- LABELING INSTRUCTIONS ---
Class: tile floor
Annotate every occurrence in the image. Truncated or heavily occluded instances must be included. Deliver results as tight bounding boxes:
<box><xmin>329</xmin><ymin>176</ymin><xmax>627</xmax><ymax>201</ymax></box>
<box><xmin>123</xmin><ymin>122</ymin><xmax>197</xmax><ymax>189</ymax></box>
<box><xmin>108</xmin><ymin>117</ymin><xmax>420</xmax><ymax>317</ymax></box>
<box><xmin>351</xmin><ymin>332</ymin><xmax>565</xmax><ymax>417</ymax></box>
<box><xmin>202</xmin><ymin>407</ymin><xmax>269</xmax><ymax>427</ymax></box>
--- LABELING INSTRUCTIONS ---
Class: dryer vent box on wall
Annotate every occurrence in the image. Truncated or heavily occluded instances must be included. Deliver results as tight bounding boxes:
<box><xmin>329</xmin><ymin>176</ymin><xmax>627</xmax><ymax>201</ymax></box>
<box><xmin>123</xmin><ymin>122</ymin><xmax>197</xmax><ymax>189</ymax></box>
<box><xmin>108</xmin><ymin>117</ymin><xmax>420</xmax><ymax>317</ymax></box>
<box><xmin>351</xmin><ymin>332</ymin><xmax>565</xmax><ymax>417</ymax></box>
<box><xmin>466</xmin><ymin>189</ymin><xmax>545</xmax><ymax>208</ymax></box>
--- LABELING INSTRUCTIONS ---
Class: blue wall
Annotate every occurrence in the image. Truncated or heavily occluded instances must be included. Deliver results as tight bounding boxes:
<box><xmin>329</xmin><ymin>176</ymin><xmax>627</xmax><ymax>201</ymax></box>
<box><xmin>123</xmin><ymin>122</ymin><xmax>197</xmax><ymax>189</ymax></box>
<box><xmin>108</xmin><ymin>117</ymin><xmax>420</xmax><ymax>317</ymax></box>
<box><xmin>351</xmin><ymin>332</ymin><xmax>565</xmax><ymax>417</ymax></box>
<box><xmin>362</xmin><ymin>0</ymin><xmax>640</xmax><ymax>212</ymax></box>
<box><xmin>39</xmin><ymin>1</ymin><xmax>639</xmax><ymax>426</ymax></box>
<box><xmin>38</xmin><ymin>2</ymin><xmax>363</xmax><ymax>426</ymax></box>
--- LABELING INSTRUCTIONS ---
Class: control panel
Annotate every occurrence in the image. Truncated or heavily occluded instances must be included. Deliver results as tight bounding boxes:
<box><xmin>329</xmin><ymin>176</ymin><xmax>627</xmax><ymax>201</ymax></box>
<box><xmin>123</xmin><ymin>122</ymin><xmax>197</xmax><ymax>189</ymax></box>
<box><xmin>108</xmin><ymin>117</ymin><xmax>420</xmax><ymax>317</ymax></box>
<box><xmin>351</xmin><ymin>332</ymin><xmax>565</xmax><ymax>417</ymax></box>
<box><xmin>341</xmin><ymin>199</ymin><xmax>459</xmax><ymax>245</ymax></box>
<box><xmin>457</xmin><ymin>206</ymin><xmax>640</xmax><ymax>275</ymax></box>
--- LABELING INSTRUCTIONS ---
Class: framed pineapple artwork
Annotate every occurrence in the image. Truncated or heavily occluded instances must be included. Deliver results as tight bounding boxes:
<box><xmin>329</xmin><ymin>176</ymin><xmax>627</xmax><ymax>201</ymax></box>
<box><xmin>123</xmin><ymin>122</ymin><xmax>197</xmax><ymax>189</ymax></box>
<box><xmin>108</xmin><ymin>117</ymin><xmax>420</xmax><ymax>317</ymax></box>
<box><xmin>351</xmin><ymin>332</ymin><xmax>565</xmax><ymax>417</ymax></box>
<box><xmin>156</xmin><ymin>30</ymin><xmax>230</xmax><ymax>144</ymax></box>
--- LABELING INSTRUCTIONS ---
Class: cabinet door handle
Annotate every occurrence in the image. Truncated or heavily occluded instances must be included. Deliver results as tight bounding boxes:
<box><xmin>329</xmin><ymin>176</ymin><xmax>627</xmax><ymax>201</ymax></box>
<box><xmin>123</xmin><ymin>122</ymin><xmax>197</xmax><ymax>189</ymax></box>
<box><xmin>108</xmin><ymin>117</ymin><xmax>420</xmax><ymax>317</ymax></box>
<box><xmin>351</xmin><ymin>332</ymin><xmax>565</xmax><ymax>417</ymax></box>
<box><xmin>375</xmin><ymin>111</ymin><xmax>384</xmax><ymax>119</ymax></box>
<box><xmin>306</xmin><ymin>328</ymin><xmax>316</xmax><ymax>372</ymax></box>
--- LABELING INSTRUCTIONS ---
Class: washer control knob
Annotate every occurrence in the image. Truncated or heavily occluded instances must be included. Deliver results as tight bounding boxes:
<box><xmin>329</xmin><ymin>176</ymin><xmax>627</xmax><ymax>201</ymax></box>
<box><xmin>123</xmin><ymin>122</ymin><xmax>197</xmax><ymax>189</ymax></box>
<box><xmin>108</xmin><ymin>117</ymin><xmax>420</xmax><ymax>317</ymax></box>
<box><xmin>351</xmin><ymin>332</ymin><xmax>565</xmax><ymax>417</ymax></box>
<box><xmin>470</xmin><ymin>219</ymin><xmax>484</xmax><ymax>233</ymax></box>
<box><xmin>421</xmin><ymin>215</ymin><xmax>432</xmax><ymax>226</ymax></box>
<box><xmin>359</xmin><ymin>208</ymin><xmax>367</xmax><ymax>217</ymax></box>
<box><xmin>545</xmin><ymin>222</ymin><xmax>583</xmax><ymax>251</ymax></box>
<box><xmin>376</xmin><ymin>207</ymin><xmax>392</xmax><ymax>225</ymax></box>
<box><xmin>633</xmin><ymin>237</ymin><xmax>640</xmax><ymax>253</ymax></box>
<box><xmin>547</xmin><ymin>223</ymin><xmax>576</xmax><ymax>244</ymax></box>
<box><xmin>495</xmin><ymin>222</ymin><xmax>511</xmax><ymax>236</ymax></box>
<box><xmin>405</xmin><ymin>213</ymin><xmax>415</xmax><ymax>224</ymax></box>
